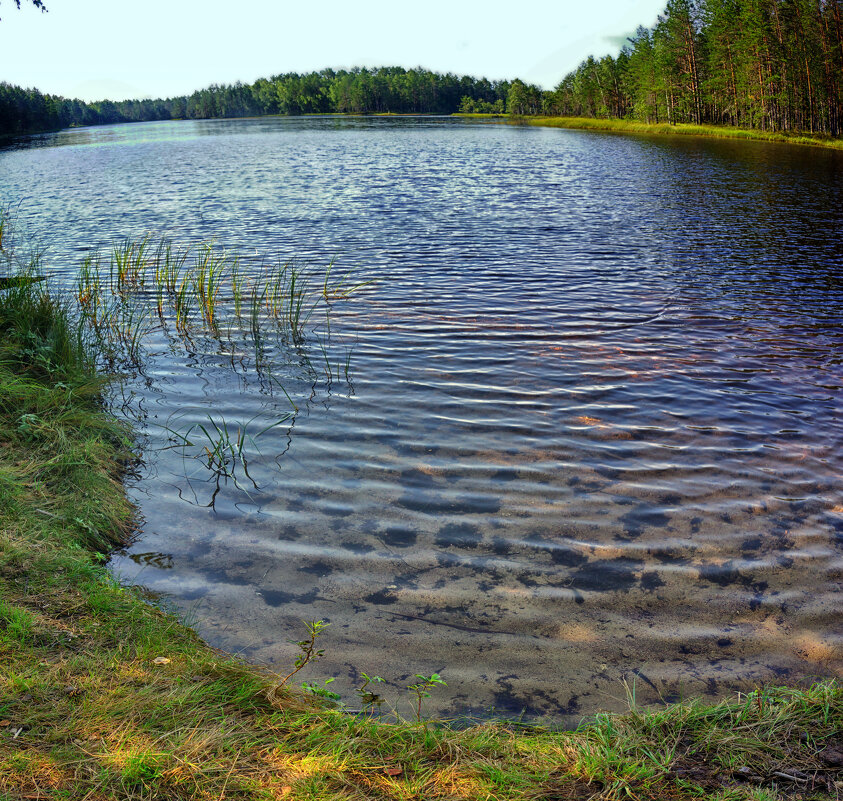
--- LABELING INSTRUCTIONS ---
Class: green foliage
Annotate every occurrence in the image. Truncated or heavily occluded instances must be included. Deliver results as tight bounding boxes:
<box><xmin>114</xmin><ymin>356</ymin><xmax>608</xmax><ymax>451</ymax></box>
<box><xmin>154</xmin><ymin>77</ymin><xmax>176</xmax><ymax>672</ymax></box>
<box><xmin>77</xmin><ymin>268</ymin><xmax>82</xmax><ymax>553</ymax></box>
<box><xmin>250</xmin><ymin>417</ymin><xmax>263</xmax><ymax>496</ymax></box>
<box><xmin>279</xmin><ymin>620</ymin><xmax>330</xmax><ymax>687</ymax></box>
<box><xmin>4</xmin><ymin>2</ymin><xmax>843</xmax><ymax>137</ymax></box>
<box><xmin>406</xmin><ymin>673</ymin><xmax>447</xmax><ymax>722</ymax></box>
<box><xmin>302</xmin><ymin>677</ymin><xmax>342</xmax><ymax>703</ymax></box>
<box><xmin>458</xmin><ymin>95</ymin><xmax>505</xmax><ymax>114</ymax></box>
<box><xmin>1</xmin><ymin>68</ymin><xmax>516</xmax><ymax>136</ymax></box>
<box><xmin>120</xmin><ymin>753</ymin><xmax>163</xmax><ymax>786</ymax></box>
<box><xmin>0</xmin><ymin>601</ymin><xmax>35</xmax><ymax>644</ymax></box>
<box><xmin>553</xmin><ymin>0</ymin><xmax>843</xmax><ymax>135</ymax></box>
<box><xmin>356</xmin><ymin>672</ymin><xmax>386</xmax><ymax>712</ymax></box>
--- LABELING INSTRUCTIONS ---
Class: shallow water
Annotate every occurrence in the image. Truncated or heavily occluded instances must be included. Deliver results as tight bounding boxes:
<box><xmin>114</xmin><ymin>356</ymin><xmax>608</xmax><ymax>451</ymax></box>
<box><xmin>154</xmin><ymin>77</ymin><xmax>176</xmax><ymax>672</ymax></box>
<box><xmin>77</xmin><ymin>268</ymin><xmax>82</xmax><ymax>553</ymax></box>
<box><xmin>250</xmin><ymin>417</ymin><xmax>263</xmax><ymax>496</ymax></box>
<box><xmin>2</xmin><ymin>117</ymin><xmax>842</xmax><ymax>722</ymax></box>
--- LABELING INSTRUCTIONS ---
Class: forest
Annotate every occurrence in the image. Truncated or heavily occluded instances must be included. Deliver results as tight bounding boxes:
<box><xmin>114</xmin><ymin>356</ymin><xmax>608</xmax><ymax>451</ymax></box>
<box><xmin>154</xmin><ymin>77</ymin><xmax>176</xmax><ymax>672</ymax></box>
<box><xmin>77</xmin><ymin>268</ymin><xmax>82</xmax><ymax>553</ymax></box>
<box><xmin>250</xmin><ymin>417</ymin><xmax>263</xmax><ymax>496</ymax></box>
<box><xmin>2</xmin><ymin>0</ymin><xmax>842</xmax><ymax>137</ymax></box>
<box><xmin>554</xmin><ymin>0</ymin><xmax>843</xmax><ymax>134</ymax></box>
<box><xmin>0</xmin><ymin>67</ymin><xmax>516</xmax><ymax>136</ymax></box>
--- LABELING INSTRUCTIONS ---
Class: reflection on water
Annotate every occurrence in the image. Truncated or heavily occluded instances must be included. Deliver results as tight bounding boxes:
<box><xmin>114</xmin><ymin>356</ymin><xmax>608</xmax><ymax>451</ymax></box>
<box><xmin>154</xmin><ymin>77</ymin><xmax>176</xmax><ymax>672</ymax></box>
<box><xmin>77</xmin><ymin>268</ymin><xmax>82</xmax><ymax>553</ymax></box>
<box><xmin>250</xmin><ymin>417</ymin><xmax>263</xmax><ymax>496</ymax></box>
<box><xmin>2</xmin><ymin>117</ymin><xmax>842</xmax><ymax>721</ymax></box>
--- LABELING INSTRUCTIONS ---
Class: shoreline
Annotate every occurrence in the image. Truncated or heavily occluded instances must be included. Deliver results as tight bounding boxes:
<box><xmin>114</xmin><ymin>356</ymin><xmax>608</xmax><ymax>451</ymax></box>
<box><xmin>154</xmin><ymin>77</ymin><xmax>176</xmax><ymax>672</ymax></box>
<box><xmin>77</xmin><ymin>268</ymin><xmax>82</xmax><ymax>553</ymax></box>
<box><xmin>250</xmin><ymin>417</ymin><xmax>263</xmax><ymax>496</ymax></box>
<box><xmin>1</xmin><ymin>245</ymin><xmax>841</xmax><ymax>798</ymax></box>
<box><xmin>8</xmin><ymin>113</ymin><xmax>843</xmax><ymax>152</ymax></box>
<box><xmin>457</xmin><ymin>113</ymin><xmax>843</xmax><ymax>150</ymax></box>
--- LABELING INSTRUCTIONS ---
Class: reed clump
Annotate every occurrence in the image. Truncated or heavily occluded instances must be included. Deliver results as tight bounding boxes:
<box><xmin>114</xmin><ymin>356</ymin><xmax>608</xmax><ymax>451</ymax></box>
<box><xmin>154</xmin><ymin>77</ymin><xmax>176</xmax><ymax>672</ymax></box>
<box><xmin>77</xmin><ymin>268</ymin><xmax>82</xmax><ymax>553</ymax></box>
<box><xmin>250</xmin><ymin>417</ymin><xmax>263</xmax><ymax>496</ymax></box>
<box><xmin>74</xmin><ymin>234</ymin><xmax>364</xmax><ymax>361</ymax></box>
<box><xmin>4</xmin><ymin>210</ymin><xmax>365</xmax><ymax>493</ymax></box>
<box><xmin>67</xmin><ymin>233</ymin><xmax>367</xmax><ymax>490</ymax></box>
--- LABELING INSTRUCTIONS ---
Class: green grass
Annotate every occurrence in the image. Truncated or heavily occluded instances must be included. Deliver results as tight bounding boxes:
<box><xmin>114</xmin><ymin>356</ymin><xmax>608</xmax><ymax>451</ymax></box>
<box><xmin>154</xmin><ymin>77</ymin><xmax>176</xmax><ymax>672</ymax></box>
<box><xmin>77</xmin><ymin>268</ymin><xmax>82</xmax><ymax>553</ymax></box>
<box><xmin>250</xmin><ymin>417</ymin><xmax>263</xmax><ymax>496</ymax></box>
<box><xmin>73</xmin><ymin>234</ymin><xmax>362</xmax><ymax>358</ymax></box>
<box><xmin>459</xmin><ymin>114</ymin><xmax>843</xmax><ymax>149</ymax></box>
<box><xmin>1</xmin><ymin>212</ymin><xmax>842</xmax><ymax>798</ymax></box>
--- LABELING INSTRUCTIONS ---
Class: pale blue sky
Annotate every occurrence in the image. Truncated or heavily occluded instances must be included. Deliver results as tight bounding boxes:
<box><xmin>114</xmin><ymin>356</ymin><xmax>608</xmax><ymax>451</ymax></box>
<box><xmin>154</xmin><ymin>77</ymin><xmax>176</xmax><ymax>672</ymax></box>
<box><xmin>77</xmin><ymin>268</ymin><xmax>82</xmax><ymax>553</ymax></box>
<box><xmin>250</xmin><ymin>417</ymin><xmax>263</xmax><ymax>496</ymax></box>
<box><xmin>0</xmin><ymin>0</ymin><xmax>666</xmax><ymax>101</ymax></box>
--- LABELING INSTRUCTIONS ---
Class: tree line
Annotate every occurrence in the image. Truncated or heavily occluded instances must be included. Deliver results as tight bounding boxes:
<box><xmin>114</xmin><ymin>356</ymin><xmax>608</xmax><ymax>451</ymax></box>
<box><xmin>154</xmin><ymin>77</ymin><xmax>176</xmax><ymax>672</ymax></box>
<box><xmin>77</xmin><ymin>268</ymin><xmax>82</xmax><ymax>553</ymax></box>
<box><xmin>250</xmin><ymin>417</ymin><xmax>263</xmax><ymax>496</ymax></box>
<box><xmin>3</xmin><ymin>0</ymin><xmax>842</xmax><ymax>137</ymax></box>
<box><xmin>0</xmin><ymin>68</ymin><xmax>523</xmax><ymax>136</ymax></box>
<box><xmin>552</xmin><ymin>0</ymin><xmax>843</xmax><ymax>135</ymax></box>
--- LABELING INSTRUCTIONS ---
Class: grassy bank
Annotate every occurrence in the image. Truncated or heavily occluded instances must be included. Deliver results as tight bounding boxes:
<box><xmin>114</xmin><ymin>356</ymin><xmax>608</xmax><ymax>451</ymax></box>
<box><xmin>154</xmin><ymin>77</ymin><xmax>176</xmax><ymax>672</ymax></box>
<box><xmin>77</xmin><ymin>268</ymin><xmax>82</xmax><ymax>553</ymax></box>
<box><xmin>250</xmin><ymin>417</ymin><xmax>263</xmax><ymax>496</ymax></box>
<box><xmin>458</xmin><ymin>114</ymin><xmax>843</xmax><ymax>150</ymax></box>
<box><xmin>1</xmin><ymin>249</ymin><xmax>842</xmax><ymax>800</ymax></box>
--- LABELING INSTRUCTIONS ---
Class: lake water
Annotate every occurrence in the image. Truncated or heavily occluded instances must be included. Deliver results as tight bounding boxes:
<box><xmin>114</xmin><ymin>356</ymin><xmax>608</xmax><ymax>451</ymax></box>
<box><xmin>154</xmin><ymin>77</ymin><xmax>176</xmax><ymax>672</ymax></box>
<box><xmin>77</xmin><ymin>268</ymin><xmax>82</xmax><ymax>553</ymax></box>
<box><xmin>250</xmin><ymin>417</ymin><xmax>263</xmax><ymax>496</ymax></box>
<box><xmin>2</xmin><ymin>117</ymin><xmax>842</xmax><ymax>723</ymax></box>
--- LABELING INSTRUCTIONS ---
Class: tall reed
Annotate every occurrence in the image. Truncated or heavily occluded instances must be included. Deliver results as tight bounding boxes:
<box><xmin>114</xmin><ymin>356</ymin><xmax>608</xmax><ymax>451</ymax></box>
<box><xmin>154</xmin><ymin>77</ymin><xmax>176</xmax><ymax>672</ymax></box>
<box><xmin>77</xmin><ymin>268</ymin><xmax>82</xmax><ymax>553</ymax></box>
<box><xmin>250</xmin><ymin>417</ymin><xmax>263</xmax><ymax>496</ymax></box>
<box><xmin>111</xmin><ymin>235</ymin><xmax>151</xmax><ymax>293</ymax></box>
<box><xmin>7</xmin><ymin>221</ymin><xmax>370</xmax><ymax>488</ymax></box>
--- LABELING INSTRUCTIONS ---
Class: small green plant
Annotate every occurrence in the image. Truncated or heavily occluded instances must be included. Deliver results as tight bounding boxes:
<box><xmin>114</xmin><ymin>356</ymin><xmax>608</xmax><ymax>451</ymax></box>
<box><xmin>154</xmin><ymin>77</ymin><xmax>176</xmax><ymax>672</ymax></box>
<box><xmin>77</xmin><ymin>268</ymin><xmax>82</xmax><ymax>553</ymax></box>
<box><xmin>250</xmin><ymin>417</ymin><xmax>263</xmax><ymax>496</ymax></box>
<box><xmin>322</xmin><ymin>259</ymin><xmax>375</xmax><ymax>300</ymax></box>
<box><xmin>301</xmin><ymin>677</ymin><xmax>341</xmax><ymax>704</ymax></box>
<box><xmin>356</xmin><ymin>672</ymin><xmax>385</xmax><ymax>714</ymax></box>
<box><xmin>161</xmin><ymin>410</ymin><xmax>293</xmax><ymax>490</ymax></box>
<box><xmin>278</xmin><ymin>619</ymin><xmax>330</xmax><ymax>687</ymax></box>
<box><xmin>73</xmin><ymin>517</ymin><xmax>99</xmax><ymax>541</ymax></box>
<box><xmin>16</xmin><ymin>412</ymin><xmax>40</xmax><ymax>438</ymax></box>
<box><xmin>406</xmin><ymin>672</ymin><xmax>446</xmax><ymax>722</ymax></box>
<box><xmin>120</xmin><ymin>753</ymin><xmax>163</xmax><ymax>785</ymax></box>
<box><xmin>0</xmin><ymin>601</ymin><xmax>35</xmax><ymax>644</ymax></box>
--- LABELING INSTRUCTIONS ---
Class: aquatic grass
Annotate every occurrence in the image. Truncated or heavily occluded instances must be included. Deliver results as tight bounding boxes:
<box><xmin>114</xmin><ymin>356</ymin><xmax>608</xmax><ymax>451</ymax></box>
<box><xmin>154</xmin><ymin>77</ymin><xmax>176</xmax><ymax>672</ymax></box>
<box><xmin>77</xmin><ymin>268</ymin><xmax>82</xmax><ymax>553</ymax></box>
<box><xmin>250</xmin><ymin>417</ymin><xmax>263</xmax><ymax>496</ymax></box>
<box><xmin>284</xmin><ymin>262</ymin><xmax>311</xmax><ymax>342</ymax></box>
<box><xmin>191</xmin><ymin>414</ymin><xmax>258</xmax><ymax>486</ymax></box>
<box><xmin>247</xmin><ymin>280</ymin><xmax>267</xmax><ymax>340</ymax></box>
<box><xmin>315</xmin><ymin>332</ymin><xmax>332</xmax><ymax>380</ymax></box>
<box><xmin>111</xmin><ymin>234</ymin><xmax>152</xmax><ymax>293</ymax></box>
<box><xmin>0</xmin><ymin>203</ymin><xmax>47</xmax><ymax>282</ymax></box>
<box><xmin>75</xmin><ymin>236</ymin><xmax>359</xmax><ymax>360</ymax></box>
<box><xmin>323</xmin><ymin>259</ymin><xmax>377</xmax><ymax>300</ymax></box>
<box><xmin>5</xmin><ymin>224</ymin><xmax>364</xmax><ymax>495</ymax></box>
<box><xmin>108</xmin><ymin>299</ymin><xmax>153</xmax><ymax>368</ymax></box>
<box><xmin>76</xmin><ymin>253</ymin><xmax>102</xmax><ymax>311</ymax></box>
<box><xmin>192</xmin><ymin>242</ymin><xmax>229</xmax><ymax>332</ymax></box>
<box><xmin>338</xmin><ymin>346</ymin><xmax>353</xmax><ymax>384</ymax></box>
<box><xmin>173</xmin><ymin>270</ymin><xmax>196</xmax><ymax>334</ymax></box>
<box><xmin>257</xmin><ymin>259</ymin><xmax>322</xmax><ymax>343</ymax></box>
<box><xmin>162</xmin><ymin>409</ymin><xmax>294</xmax><ymax>490</ymax></box>
<box><xmin>262</xmin><ymin>260</ymin><xmax>286</xmax><ymax>319</ymax></box>
<box><xmin>153</xmin><ymin>237</ymin><xmax>190</xmax><ymax>295</ymax></box>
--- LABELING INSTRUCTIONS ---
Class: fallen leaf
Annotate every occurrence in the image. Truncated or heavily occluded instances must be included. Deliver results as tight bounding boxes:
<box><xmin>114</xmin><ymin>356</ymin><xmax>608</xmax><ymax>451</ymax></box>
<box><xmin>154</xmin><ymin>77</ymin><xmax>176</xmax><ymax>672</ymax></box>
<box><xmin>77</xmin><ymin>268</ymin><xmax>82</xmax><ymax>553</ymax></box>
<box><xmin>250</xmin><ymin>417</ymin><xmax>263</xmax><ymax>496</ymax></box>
<box><xmin>384</xmin><ymin>767</ymin><xmax>402</xmax><ymax>777</ymax></box>
<box><xmin>0</xmin><ymin>720</ymin><xmax>10</xmax><ymax>727</ymax></box>
<box><xmin>152</xmin><ymin>657</ymin><xmax>171</xmax><ymax>665</ymax></box>
<box><xmin>280</xmin><ymin>787</ymin><xmax>292</xmax><ymax>797</ymax></box>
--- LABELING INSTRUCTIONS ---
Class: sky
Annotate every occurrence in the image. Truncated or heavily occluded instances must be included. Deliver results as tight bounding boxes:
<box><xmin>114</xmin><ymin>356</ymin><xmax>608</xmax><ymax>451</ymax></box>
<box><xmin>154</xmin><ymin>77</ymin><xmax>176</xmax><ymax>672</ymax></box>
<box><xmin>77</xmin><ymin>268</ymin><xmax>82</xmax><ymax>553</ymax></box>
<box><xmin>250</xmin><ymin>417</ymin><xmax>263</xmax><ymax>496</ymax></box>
<box><xmin>0</xmin><ymin>0</ymin><xmax>667</xmax><ymax>101</ymax></box>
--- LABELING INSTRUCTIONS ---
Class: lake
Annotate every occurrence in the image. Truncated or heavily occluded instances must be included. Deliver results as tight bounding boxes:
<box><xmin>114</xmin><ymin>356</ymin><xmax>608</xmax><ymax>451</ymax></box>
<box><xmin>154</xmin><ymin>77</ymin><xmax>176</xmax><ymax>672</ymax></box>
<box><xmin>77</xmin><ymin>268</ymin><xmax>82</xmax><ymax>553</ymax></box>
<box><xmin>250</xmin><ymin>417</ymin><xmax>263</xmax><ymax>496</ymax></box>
<box><xmin>2</xmin><ymin>116</ymin><xmax>841</xmax><ymax>722</ymax></box>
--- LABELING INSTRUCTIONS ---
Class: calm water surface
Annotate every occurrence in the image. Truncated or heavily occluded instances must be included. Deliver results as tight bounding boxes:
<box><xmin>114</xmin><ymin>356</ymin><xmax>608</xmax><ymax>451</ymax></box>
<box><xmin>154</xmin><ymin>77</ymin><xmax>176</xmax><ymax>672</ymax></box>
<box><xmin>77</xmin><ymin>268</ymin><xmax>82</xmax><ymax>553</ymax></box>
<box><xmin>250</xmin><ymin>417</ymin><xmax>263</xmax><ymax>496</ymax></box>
<box><xmin>2</xmin><ymin>117</ymin><xmax>842</xmax><ymax>721</ymax></box>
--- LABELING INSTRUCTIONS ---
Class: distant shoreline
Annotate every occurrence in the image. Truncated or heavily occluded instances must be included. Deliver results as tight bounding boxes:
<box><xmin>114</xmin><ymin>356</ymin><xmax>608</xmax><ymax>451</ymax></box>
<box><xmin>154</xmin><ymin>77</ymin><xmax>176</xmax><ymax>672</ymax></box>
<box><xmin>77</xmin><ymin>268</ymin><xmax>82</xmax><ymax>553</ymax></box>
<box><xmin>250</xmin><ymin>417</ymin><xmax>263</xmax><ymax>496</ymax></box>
<box><xmin>6</xmin><ymin>114</ymin><xmax>843</xmax><ymax>153</ymax></box>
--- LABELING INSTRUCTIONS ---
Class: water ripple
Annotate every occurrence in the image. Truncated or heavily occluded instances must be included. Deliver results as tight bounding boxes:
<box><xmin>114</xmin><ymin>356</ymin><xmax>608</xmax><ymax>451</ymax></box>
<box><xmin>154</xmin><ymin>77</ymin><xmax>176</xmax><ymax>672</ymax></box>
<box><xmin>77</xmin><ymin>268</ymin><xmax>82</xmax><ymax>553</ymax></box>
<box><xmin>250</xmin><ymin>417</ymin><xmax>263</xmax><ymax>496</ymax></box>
<box><xmin>3</xmin><ymin>117</ymin><xmax>842</xmax><ymax>719</ymax></box>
